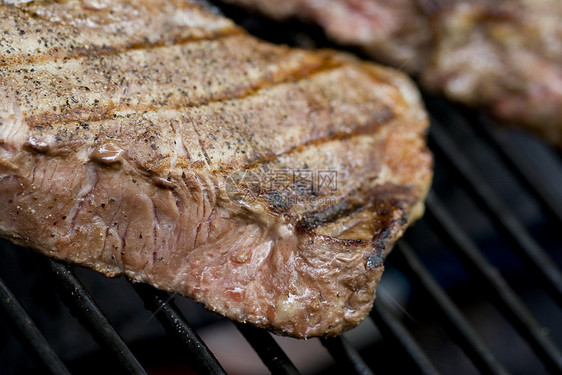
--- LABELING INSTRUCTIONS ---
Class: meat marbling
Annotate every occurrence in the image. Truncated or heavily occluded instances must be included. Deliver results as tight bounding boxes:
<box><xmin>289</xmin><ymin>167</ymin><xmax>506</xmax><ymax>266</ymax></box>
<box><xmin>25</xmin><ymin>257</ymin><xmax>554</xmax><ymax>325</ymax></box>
<box><xmin>0</xmin><ymin>0</ymin><xmax>432</xmax><ymax>337</ymax></box>
<box><xmin>223</xmin><ymin>0</ymin><xmax>562</xmax><ymax>147</ymax></box>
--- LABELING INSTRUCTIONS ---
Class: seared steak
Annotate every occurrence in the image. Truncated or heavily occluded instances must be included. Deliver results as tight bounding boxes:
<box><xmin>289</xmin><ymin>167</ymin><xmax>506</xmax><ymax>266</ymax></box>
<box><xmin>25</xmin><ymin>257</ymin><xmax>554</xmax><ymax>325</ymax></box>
<box><xmin>0</xmin><ymin>0</ymin><xmax>432</xmax><ymax>337</ymax></box>
<box><xmin>223</xmin><ymin>0</ymin><xmax>562</xmax><ymax>146</ymax></box>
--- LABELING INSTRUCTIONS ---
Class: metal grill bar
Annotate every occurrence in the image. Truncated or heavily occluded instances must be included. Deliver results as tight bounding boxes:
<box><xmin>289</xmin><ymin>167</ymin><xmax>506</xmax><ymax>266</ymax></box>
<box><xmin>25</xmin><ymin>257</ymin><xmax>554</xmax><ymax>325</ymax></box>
<box><xmin>133</xmin><ymin>283</ymin><xmax>227</xmax><ymax>375</ymax></box>
<box><xmin>369</xmin><ymin>297</ymin><xmax>440</xmax><ymax>375</ymax></box>
<box><xmin>320</xmin><ymin>336</ymin><xmax>373</xmax><ymax>375</ymax></box>
<box><xmin>394</xmin><ymin>241</ymin><xmax>509</xmax><ymax>375</ymax></box>
<box><xmin>429</xmin><ymin>118</ymin><xmax>562</xmax><ymax>307</ymax></box>
<box><xmin>425</xmin><ymin>193</ymin><xmax>562</xmax><ymax>374</ymax></box>
<box><xmin>43</xmin><ymin>259</ymin><xmax>148</xmax><ymax>375</ymax></box>
<box><xmin>235</xmin><ymin>322</ymin><xmax>300</xmax><ymax>375</ymax></box>
<box><xmin>0</xmin><ymin>276</ymin><xmax>70</xmax><ymax>375</ymax></box>
<box><xmin>460</xmin><ymin>108</ymin><xmax>562</xmax><ymax>229</ymax></box>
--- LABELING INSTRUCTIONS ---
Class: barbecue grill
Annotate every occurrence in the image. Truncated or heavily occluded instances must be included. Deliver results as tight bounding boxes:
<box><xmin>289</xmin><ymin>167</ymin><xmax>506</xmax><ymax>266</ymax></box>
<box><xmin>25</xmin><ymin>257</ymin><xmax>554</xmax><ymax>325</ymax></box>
<box><xmin>1</xmin><ymin>4</ymin><xmax>561</xmax><ymax>375</ymax></box>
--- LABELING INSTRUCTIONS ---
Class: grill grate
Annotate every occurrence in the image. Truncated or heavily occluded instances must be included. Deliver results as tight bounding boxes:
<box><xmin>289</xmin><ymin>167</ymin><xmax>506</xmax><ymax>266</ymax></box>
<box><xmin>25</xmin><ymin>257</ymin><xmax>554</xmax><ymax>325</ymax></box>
<box><xmin>427</xmin><ymin>105</ymin><xmax>562</xmax><ymax>308</ymax></box>
<box><xmin>0</xmin><ymin>275</ymin><xmax>70</xmax><ymax>375</ymax></box>
<box><xmin>424</xmin><ymin>192</ymin><xmax>562</xmax><ymax>374</ymax></box>
<box><xmin>132</xmin><ymin>283</ymin><xmax>226</xmax><ymax>375</ymax></box>
<box><xmin>1</xmin><ymin>94</ymin><xmax>561</xmax><ymax>374</ymax></box>
<box><xmin>320</xmin><ymin>336</ymin><xmax>373</xmax><ymax>375</ymax></box>
<box><xmin>235</xmin><ymin>322</ymin><xmax>300</xmax><ymax>375</ymax></box>
<box><xmin>369</xmin><ymin>296</ymin><xmax>440</xmax><ymax>375</ymax></box>
<box><xmin>393</xmin><ymin>240</ymin><xmax>508</xmax><ymax>375</ymax></box>
<box><xmin>41</xmin><ymin>258</ymin><xmax>147</xmax><ymax>375</ymax></box>
<box><xmin>461</xmin><ymin>109</ymin><xmax>562</xmax><ymax>229</ymax></box>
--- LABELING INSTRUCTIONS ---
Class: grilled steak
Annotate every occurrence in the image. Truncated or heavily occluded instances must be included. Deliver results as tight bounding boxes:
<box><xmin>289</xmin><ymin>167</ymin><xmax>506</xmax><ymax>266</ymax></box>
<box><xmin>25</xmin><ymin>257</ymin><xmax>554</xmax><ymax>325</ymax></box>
<box><xmin>223</xmin><ymin>0</ymin><xmax>562</xmax><ymax>146</ymax></box>
<box><xmin>0</xmin><ymin>0</ymin><xmax>432</xmax><ymax>337</ymax></box>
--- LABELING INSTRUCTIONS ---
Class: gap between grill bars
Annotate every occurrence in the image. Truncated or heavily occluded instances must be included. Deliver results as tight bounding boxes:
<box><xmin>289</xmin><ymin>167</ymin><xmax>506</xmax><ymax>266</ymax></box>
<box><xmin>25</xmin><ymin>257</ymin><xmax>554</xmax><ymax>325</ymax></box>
<box><xmin>1</xmin><ymin>108</ymin><xmax>561</xmax><ymax>373</ymax></box>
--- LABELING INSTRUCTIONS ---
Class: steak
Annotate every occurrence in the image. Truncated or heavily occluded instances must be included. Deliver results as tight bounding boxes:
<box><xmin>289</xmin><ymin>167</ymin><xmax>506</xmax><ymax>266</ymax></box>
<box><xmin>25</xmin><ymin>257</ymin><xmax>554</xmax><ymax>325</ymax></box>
<box><xmin>223</xmin><ymin>0</ymin><xmax>562</xmax><ymax>147</ymax></box>
<box><xmin>0</xmin><ymin>0</ymin><xmax>432</xmax><ymax>337</ymax></box>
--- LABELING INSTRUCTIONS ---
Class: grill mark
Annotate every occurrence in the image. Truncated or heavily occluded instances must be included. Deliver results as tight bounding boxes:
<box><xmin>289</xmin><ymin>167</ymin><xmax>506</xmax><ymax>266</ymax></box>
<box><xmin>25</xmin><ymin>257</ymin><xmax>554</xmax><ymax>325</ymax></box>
<box><xmin>0</xmin><ymin>0</ymin><xmax>243</xmax><ymax>67</ymax></box>
<box><xmin>22</xmin><ymin>98</ymin><xmax>395</xmax><ymax>183</ymax></box>
<box><xmin>21</xmin><ymin>99</ymin><xmax>395</xmax><ymax>197</ymax></box>
<box><xmin>0</xmin><ymin>27</ymin><xmax>244</xmax><ymax>67</ymax></box>
<box><xmin>298</xmin><ymin>198</ymin><xmax>357</xmax><ymax>231</ymax></box>
<box><xmin>296</xmin><ymin>183</ymin><xmax>415</xmax><ymax>232</ymax></box>
<box><xmin>211</xmin><ymin>105</ymin><xmax>396</xmax><ymax>176</ymax></box>
<box><xmin>23</xmin><ymin>55</ymin><xmax>343</xmax><ymax>129</ymax></box>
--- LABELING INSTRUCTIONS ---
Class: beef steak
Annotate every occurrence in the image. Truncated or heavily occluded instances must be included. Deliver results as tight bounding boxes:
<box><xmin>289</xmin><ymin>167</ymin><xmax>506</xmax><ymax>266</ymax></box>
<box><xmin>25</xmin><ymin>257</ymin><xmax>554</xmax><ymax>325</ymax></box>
<box><xmin>0</xmin><ymin>0</ymin><xmax>432</xmax><ymax>337</ymax></box>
